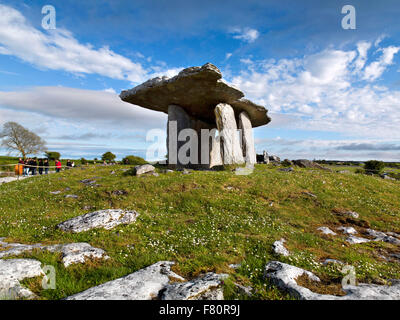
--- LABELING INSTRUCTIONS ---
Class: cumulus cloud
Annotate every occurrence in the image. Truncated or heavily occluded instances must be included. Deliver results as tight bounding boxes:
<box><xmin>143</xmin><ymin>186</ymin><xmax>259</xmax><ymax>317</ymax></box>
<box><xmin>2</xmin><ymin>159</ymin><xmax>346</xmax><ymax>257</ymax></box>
<box><xmin>230</xmin><ymin>27</ymin><xmax>259</xmax><ymax>43</ymax></box>
<box><xmin>229</xmin><ymin>39</ymin><xmax>400</xmax><ymax>140</ymax></box>
<box><xmin>0</xmin><ymin>4</ymin><xmax>147</xmax><ymax>82</ymax></box>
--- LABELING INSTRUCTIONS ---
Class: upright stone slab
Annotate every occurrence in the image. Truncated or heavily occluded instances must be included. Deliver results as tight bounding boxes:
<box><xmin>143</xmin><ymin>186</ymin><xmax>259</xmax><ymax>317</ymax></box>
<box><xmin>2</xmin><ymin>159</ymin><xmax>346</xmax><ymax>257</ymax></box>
<box><xmin>214</xmin><ymin>103</ymin><xmax>244</xmax><ymax>165</ymax></box>
<box><xmin>208</xmin><ymin>129</ymin><xmax>223</xmax><ymax>168</ymax></box>
<box><xmin>238</xmin><ymin>111</ymin><xmax>256</xmax><ymax>165</ymax></box>
<box><xmin>167</xmin><ymin>105</ymin><xmax>194</xmax><ymax>167</ymax></box>
<box><xmin>263</xmin><ymin>150</ymin><xmax>270</xmax><ymax>164</ymax></box>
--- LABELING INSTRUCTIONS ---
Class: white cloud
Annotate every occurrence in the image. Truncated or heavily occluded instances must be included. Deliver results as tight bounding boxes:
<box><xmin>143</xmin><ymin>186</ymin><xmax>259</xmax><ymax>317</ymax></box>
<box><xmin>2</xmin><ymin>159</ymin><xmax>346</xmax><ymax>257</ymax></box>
<box><xmin>230</xmin><ymin>27</ymin><xmax>259</xmax><ymax>43</ymax></box>
<box><xmin>0</xmin><ymin>86</ymin><xmax>166</xmax><ymax>129</ymax></box>
<box><xmin>0</xmin><ymin>4</ymin><xmax>147</xmax><ymax>82</ymax></box>
<box><xmin>229</xmin><ymin>40</ymin><xmax>400</xmax><ymax>140</ymax></box>
<box><xmin>363</xmin><ymin>46</ymin><xmax>400</xmax><ymax>81</ymax></box>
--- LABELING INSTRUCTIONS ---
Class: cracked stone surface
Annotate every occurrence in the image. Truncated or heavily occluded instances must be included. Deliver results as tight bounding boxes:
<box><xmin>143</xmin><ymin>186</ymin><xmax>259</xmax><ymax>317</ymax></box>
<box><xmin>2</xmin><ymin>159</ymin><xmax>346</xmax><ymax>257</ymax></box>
<box><xmin>317</xmin><ymin>227</ymin><xmax>336</xmax><ymax>235</ymax></box>
<box><xmin>0</xmin><ymin>239</ymin><xmax>108</xmax><ymax>267</ymax></box>
<box><xmin>66</xmin><ymin>261</ymin><xmax>185</xmax><ymax>300</ymax></box>
<box><xmin>161</xmin><ymin>272</ymin><xmax>228</xmax><ymax>300</ymax></box>
<box><xmin>0</xmin><ymin>259</ymin><xmax>44</xmax><ymax>299</ymax></box>
<box><xmin>272</xmin><ymin>239</ymin><xmax>290</xmax><ymax>257</ymax></box>
<box><xmin>322</xmin><ymin>259</ymin><xmax>344</xmax><ymax>265</ymax></box>
<box><xmin>57</xmin><ymin>209</ymin><xmax>140</xmax><ymax>233</ymax></box>
<box><xmin>264</xmin><ymin>261</ymin><xmax>400</xmax><ymax>300</ymax></box>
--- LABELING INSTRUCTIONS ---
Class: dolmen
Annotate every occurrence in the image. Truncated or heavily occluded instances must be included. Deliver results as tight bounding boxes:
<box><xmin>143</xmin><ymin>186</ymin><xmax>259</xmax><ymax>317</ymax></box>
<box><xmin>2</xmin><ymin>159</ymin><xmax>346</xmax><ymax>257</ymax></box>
<box><xmin>120</xmin><ymin>63</ymin><xmax>271</xmax><ymax>169</ymax></box>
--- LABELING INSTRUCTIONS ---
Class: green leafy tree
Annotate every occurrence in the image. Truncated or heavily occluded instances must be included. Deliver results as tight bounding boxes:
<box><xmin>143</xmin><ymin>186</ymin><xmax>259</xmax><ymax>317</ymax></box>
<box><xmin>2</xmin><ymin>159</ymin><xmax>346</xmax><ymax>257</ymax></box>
<box><xmin>45</xmin><ymin>151</ymin><xmax>61</xmax><ymax>160</ymax></box>
<box><xmin>81</xmin><ymin>157</ymin><xmax>88</xmax><ymax>165</ymax></box>
<box><xmin>101</xmin><ymin>151</ymin><xmax>116</xmax><ymax>162</ymax></box>
<box><xmin>364</xmin><ymin>160</ymin><xmax>385</xmax><ymax>174</ymax></box>
<box><xmin>0</xmin><ymin>122</ymin><xmax>46</xmax><ymax>159</ymax></box>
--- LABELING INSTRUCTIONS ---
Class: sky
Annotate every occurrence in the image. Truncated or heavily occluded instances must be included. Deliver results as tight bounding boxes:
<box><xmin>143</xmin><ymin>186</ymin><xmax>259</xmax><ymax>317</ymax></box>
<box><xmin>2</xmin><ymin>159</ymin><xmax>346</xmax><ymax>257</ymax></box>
<box><xmin>0</xmin><ymin>0</ymin><xmax>399</xmax><ymax>161</ymax></box>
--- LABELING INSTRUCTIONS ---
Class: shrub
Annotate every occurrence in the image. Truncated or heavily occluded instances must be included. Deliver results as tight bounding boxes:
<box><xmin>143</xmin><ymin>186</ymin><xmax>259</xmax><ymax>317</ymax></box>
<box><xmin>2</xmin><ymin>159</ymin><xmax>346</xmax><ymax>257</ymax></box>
<box><xmin>80</xmin><ymin>158</ymin><xmax>88</xmax><ymax>165</ymax></box>
<box><xmin>122</xmin><ymin>155</ymin><xmax>147</xmax><ymax>165</ymax></box>
<box><xmin>355</xmin><ymin>168</ymin><xmax>365</xmax><ymax>174</ymax></box>
<box><xmin>364</xmin><ymin>160</ymin><xmax>385</xmax><ymax>175</ymax></box>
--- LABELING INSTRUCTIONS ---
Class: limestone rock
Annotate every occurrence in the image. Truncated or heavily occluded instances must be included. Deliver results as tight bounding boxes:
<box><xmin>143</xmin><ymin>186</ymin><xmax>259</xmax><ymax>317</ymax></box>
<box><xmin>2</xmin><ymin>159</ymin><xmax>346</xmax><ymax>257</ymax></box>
<box><xmin>60</xmin><ymin>243</ymin><xmax>109</xmax><ymax>267</ymax></box>
<box><xmin>293</xmin><ymin>159</ymin><xmax>330</xmax><ymax>171</ymax></box>
<box><xmin>0</xmin><ymin>259</ymin><xmax>44</xmax><ymax>299</ymax></box>
<box><xmin>238</xmin><ymin>111</ymin><xmax>256</xmax><ymax>165</ymax></box>
<box><xmin>120</xmin><ymin>63</ymin><xmax>270</xmax><ymax>128</ymax></box>
<box><xmin>0</xmin><ymin>239</ymin><xmax>109</xmax><ymax>267</ymax></box>
<box><xmin>264</xmin><ymin>261</ymin><xmax>400</xmax><ymax>300</ymax></box>
<box><xmin>338</xmin><ymin>226</ymin><xmax>357</xmax><ymax>235</ymax></box>
<box><xmin>215</xmin><ymin>103</ymin><xmax>244</xmax><ymax>165</ymax></box>
<box><xmin>322</xmin><ymin>259</ymin><xmax>344</xmax><ymax>265</ymax></box>
<box><xmin>134</xmin><ymin>164</ymin><xmax>155</xmax><ymax>176</ymax></box>
<box><xmin>317</xmin><ymin>227</ymin><xmax>337</xmax><ymax>236</ymax></box>
<box><xmin>272</xmin><ymin>239</ymin><xmax>290</xmax><ymax>257</ymax></box>
<box><xmin>57</xmin><ymin>209</ymin><xmax>140</xmax><ymax>233</ymax></box>
<box><xmin>161</xmin><ymin>272</ymin><xmax>228</xmax><ymax>300</ymax></box>
<box><xmin>65</xmin><ymin>261</ymin><xmax>184</xmax><ymax>300</ymax></box>
<box><xmin>346</xmin><ymin>236</ymin><xmax>370</xmax><ymax>244</ymax></box>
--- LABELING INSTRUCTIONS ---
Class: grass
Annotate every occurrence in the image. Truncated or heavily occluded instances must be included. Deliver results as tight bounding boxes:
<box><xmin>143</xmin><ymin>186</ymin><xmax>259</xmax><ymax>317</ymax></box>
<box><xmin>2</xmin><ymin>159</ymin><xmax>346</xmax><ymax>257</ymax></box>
<box><xmin>0</xmin><ymin>163</ymin><xmax>399</xmax><ymax>299</ymax></box>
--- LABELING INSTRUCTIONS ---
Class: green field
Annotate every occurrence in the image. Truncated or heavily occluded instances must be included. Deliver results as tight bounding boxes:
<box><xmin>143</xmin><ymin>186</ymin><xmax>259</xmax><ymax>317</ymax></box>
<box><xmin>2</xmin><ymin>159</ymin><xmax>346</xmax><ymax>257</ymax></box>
<box><xmin>0</xmin><ymin>163</ymin><xmax>399</xmax><ymax>299</ymax></box>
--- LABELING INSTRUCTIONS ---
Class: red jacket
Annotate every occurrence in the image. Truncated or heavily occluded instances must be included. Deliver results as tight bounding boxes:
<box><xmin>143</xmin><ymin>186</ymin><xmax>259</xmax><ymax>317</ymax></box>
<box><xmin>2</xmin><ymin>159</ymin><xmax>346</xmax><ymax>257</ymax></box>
<box><xmin>56</xmin><ymin>161</ymin><xmax>62</xmax><ymax>168</ymax></box>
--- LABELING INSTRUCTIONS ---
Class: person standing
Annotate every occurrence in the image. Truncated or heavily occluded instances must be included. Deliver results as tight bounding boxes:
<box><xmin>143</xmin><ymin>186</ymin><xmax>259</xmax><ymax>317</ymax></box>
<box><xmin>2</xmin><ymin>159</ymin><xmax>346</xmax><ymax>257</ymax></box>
<box><xmin>44</xmin><ymin>159</ymin><xmax>49</xmax><ymax>174</ymax></box>
<box><xmin>38</xmin><ymin>159</ymin><xmax>44</xmax><ymax>175</ymax></box>
<box><xmin>56</xmin><ymin>159</ymin><xmax>62</xmax><ymax>173</ymax></box>
<box><xmin>31</xmin><ymin>158</ymin><xmax>37</xmax><ymax>175</ymax></box>
<box><xmin>23</xmin><ymin>158</ymin><xmax>29</xmax><ymax>176</ymax></box>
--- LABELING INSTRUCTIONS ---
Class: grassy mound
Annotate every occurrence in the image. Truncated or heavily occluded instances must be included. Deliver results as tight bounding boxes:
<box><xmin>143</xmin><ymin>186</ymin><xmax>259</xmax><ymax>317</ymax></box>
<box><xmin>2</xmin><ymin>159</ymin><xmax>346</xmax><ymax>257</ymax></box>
<box><xmin>0</xmin><ymin>164</ymin><xmax>399</xmax><ymax>299</ymax></box>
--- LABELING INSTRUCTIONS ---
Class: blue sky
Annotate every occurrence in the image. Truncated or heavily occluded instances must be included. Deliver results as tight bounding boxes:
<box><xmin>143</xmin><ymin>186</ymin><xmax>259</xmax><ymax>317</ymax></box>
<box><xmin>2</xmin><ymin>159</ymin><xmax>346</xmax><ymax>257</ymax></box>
<box><xmin>0</xmin><ymin>0</ymin><xmax>400</xmax><ymax>161</ymax></box>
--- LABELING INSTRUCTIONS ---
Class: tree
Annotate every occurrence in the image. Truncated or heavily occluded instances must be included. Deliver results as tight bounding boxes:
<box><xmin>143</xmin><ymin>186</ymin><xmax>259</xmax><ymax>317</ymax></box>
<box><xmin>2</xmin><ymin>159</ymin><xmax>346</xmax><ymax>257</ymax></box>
<box><xmin>122</xmin><ymin>155</ymin><xmax>147</xmax><ymax>165</ymax></box>
<box><xmin>45</xmin><ymin>151</ymin><xmax>61</xmax><ymax>160</ymax></box>
<box><xmin>364</xmin><ymin>160</ymin><xmax>385</xmax><ymax>175</ymax></box>
<box><xmin>101</xmin><ymin>151</ymin><xmax>116</xmax><ymax>162</ymax></box>
<box><xmin>0</xmin><ymin>122</ymin><xmax>46</xmax><ymax>159</ymax></box>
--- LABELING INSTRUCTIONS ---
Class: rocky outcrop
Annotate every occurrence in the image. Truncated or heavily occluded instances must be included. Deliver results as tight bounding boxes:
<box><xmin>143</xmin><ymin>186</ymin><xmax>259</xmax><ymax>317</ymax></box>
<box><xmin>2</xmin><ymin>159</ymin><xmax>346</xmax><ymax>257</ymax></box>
<box><xmin>0</xmin><ymin>238</ymin><xmax>109</xmax><ymax>267</ymax></box>
<box><xmin>0</xmin><ymin>259</ymin><xmax>44</xmax><ymax>299</ymax></box>
<box><xmin>66</xmin><ymin>261</ymin><xmax>184</xmax><ymax>300</ymax></box>
<box><xmin>264</xmin><ymin>261</ymin><xmax>400</xmax><ymax>300</ymax></box>
<box><xmin>66</xmin><ymin>261</ymin><xmax>228</xmax><ymax>300</ymax></box>
<box><xmin>161</xmin><ymin>272</ymin><xmax>228</xmax><ymax>300</ymax></box>
<box><xmin>57</xmin><ymin>209</ymin><xmax>140</xmax><ymax>233</ymax></box>
<box><xmin>293</xmin><ymin>159</ymin><xmax>331</xmax><ymax>171</ymax></box>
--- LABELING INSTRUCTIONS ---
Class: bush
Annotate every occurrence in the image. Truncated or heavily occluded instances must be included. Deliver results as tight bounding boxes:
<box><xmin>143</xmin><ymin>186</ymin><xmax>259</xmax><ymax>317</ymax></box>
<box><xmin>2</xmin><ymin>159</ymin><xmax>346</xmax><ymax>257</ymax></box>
<box><xmin>364</xmin><ymin>160</ymin><xmax>385</xmax><ymax>175</ymax></box>
<box><xmin>81</xmin><ymin>158</ymin><xmax>88</xmax><ymax>165</ymax></box>
<box><xmin>355</xmin><ymin>168</ymin><xmax>365</xmax><ymax>174</ymax></box>
<box><xmin>122</xmin><ymin>155</ymin><xmax>147</xmax><ymax>165</ymax></box>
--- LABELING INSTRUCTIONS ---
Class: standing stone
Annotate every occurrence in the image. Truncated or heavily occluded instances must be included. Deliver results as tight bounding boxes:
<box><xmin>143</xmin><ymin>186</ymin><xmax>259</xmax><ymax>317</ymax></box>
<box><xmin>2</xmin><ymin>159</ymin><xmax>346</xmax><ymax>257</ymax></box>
<box><xmin>209</xmin><ymin>129</ymin><xmax>223</xmax><ymax>168</ymax></box>
<box><xmin>238</xmin><ymin>111</ymin><xmax>256</xmax><ymax>165</ymax></box>
<box><xmin>167</xmin><ymin>105</ymin><xmax>193</xmax><ymax>167</ymax></box>
<box><xmin>263</xmin><ymin>151</ymin><xmax>270</xmax><ymax>164</ymax></box>
<box><xmin>214</xmin><ymin>103</ymin><xmax>244</xmax><ymax>165</ymax></box>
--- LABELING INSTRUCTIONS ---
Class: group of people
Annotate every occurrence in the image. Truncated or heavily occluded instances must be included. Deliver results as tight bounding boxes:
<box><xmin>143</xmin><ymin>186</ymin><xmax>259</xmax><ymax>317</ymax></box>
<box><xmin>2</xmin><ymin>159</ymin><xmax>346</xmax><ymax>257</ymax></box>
<box><xmin>17</xmin><ymin>158</ymin><xmax>64</xmax><ymax>176</ymax></box>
